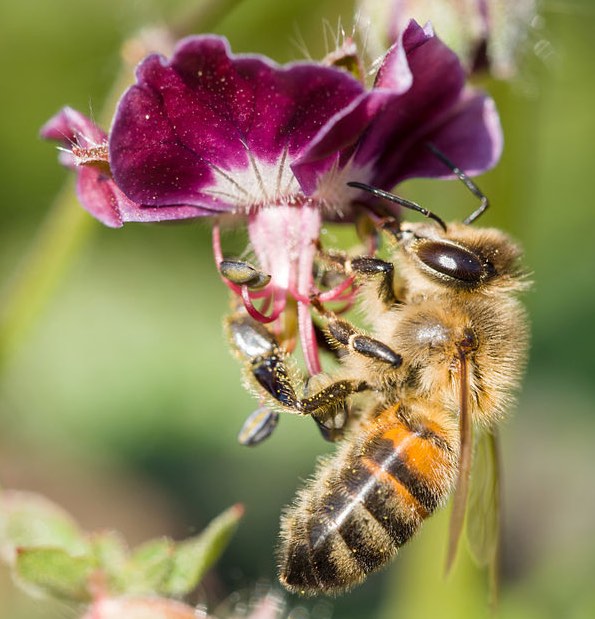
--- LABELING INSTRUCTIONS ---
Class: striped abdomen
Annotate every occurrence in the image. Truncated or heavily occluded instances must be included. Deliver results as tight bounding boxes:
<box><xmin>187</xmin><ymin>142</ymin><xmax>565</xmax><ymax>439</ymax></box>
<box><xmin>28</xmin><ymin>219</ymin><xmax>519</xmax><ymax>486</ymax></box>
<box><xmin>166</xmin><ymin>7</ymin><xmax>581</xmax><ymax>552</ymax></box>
<box><xmin>279</xmin><ymin>405</ymin><xmax>457</xmax><ymax>595</ymax></box>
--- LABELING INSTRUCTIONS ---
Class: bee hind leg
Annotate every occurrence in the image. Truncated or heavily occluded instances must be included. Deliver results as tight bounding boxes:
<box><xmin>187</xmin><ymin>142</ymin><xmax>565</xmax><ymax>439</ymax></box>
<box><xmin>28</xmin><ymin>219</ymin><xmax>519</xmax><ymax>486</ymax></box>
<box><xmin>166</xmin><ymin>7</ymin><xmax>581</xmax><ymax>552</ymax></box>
<box><xmin>226</xmin><ymin>312</ymin><xmax>368</xmax><ymax>422</ymax></box>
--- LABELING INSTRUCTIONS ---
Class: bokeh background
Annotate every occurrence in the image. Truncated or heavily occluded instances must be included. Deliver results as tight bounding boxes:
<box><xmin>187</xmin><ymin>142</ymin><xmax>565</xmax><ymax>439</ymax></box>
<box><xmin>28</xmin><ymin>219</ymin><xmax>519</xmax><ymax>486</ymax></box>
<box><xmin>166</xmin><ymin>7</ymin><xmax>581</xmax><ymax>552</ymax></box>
<box><xmin>1</xmin><ymin>1</ymin><xmax>594</xmax><ymax>618</ymax></box>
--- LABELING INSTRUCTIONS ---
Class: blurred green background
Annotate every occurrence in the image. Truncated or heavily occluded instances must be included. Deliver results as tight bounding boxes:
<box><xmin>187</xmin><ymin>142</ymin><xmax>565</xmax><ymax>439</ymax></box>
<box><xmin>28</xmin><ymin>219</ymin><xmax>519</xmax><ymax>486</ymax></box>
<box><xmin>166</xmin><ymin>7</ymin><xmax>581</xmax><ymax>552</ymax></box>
<box><xmin>1</xmin><ymin>0</ymin><xmax>594</xmax><ymax>618</ymax></box>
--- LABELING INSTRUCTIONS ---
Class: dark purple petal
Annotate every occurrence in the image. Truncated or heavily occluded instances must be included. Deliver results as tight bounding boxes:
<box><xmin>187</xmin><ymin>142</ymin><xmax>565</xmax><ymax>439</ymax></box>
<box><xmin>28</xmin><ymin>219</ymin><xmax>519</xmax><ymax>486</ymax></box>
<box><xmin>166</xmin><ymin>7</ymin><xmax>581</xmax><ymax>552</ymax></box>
<box><xmin>291</xmin><ymin>23</ymin><xmax>428</xmax><ymax>194</ymax></box>
<box><xmin>352</xmin><ymin>20</ymin><xmax>468</xmax><ymax>176</ymax></box>
<box><xmin>376</xmin><ymin>91</ymin><xmax>503</xmax><ymax>184</ymax></box>
<box><xmin>76</xmin><ymin>168</ymin><xmax>215</xmax><ymax>228</ymax></box>
<box><xmin>294</xmin><ymin>20</ymin><xmax>501</xmax><ymax>198</ymax></box>
<box><xmin>372</xmin><ymin>21</ymin><xmax>418</xmax><ymax>92</ymax></box>
<box><xmin>109</xmin><ymin>35</ymin><xmax>365</xmax><ymax>210</ymax></box>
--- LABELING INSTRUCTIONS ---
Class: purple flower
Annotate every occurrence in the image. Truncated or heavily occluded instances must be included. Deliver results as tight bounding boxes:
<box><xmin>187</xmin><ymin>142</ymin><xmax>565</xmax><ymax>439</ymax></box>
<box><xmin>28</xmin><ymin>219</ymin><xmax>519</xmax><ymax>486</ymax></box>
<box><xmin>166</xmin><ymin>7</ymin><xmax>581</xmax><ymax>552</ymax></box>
<box><xmin>43</xmin><ymin>20</ymin><xmax>502</xmax><ymax>374</ymax></box>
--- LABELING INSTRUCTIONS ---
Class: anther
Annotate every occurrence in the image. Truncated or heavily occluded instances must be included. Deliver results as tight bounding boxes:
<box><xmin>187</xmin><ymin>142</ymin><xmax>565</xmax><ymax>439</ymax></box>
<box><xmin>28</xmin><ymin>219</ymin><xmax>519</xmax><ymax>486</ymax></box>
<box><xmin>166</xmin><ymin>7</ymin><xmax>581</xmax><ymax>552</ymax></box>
<box><xmin>220</xmin><ymin>260</ymin><xmax>271</xmax><ymax>289</ymax></box>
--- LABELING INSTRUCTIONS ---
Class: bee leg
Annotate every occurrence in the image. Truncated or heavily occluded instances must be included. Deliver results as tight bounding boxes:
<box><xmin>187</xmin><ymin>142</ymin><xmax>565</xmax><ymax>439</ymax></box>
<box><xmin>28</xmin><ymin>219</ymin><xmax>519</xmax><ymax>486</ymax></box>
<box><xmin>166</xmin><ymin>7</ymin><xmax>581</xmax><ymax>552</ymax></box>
<box><xmin>226</xmin><ymin>312</ymin><xmax>368</xmax><ymax>418</ymax></box>
<box><xmin>237</xmin><ymin>406</ymin><xmax>279</xmax><ymax>446</ymax></box>
<box><xmin>314</xmin><ymin>321</ymin><xmax>347</xmax><ymax>361</ymax></box>
<box><xmin>313</xmin><ymin>301</ymin><xmax>403</xmax><ymax>368</ymax></box>
<box><xmin>299</xmin><ymin>379</ymin><xmax>367</xmax><ymax>413</ymax></box>
<box><xmin>316</xmin><ymin>248</ymin><xmax>397</xmax><ymax>308</ymax></box>
<box><xmin>253</xmin><ymin>348</ymin><xmax>367</xmax><ymax>421</ymax></box>
<box><xmin>226</xmin><ymin>312</ymin><xmax>298</xmax><ymax>406</ymax></box>
<box><xmin>313</xmin><ymin>402</ymin><xmax>348</xmax><ymax>442</ymax></box>
<box><xmin>303</xmin><ymin>373</ymin><xmax>352</xmax><ymax>442</ymax></box>
<box><xmin>349</xmin><ymin>256</ymin><xmax>397</xmax><ymax>308</ymax></box>
<box><xmin>331</xmin><ymin>320</ymin><xmax>402</xmax><ymax>367</ymax></box>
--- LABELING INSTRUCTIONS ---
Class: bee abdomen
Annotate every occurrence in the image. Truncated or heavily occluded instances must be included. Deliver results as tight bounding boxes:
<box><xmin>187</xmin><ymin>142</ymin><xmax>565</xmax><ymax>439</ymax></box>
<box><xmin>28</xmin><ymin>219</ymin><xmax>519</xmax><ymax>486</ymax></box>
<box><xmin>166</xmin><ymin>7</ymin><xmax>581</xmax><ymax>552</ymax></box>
<box><xmin>279</xmin><ymin>410</ymin><xmax>456</xmax><ymax>595</ymax></box>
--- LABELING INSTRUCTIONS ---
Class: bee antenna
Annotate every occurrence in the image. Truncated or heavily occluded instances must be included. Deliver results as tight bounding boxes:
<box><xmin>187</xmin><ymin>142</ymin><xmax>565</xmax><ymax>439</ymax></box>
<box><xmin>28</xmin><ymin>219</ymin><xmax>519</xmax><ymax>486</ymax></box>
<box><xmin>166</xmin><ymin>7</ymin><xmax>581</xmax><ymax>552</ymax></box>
<box><xmin>347</xmin><ymin>181</ymin><xmax>448</xmax><ymax>232</ymax></box>
<box><xmin>426</xmin><ymin>143</ymin><xmax>490</xmax><ymax>224</ymax></box>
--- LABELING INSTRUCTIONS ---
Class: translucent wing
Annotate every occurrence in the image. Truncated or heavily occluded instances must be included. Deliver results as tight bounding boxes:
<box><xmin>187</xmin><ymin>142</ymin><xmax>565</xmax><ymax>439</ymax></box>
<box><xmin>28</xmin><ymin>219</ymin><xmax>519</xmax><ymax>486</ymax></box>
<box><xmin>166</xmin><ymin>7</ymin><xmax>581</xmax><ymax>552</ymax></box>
<box><xmin>467</xmin><ymin>429</ymin><xmax>502</xmax><ymax>605</ymax></box>
<box><xmin>445</xmin><ymin>350</ymin><xmax>473</xmax><ymax>573</ymax></box>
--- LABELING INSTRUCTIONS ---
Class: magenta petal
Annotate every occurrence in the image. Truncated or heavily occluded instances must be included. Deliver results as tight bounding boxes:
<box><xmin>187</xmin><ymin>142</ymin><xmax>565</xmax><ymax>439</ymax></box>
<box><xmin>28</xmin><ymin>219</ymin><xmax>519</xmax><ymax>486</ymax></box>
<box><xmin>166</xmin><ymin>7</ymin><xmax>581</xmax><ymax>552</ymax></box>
<box><xmin>75</xmin><ymin>168</ymin><xmax>125</xmax><ymax>227</ymax></box>
<box><xmin>41</xmin><ymin>107</ymin><xmax>105</xmax><ymax>146</ymax></box>
<box><xmin>42</xmin><ymin>108</ymin><xmax>212</xmax><ymax>227</ymax></box>
<box><xmin>109</xmin><ymin>35</ymin><xmax>365</xmax><ymax>210</ymax></box>
<box><xmin>77</xmin><ymin>168</ymin><xmax>215</xmax><ymax>228</ymax></box>
<box><xmin>75</xmin><ymin>157</ymin><xmax>215</xmax><ymax>228</ymax></box>
<box><xmin>294</xmin><ymin>20</ymin><xmax>501</xmax><ymax>197</ymax></box>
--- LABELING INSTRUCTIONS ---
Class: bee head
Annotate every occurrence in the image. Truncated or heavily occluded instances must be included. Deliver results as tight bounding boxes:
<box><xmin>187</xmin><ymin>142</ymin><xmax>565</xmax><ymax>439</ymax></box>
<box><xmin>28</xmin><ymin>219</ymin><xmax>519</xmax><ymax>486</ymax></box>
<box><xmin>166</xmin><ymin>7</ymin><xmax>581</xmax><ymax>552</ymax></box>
<box><xmin>396</xmin><ymin>221</ymin><xmax>528</xmax><ymax>293</ymax></box>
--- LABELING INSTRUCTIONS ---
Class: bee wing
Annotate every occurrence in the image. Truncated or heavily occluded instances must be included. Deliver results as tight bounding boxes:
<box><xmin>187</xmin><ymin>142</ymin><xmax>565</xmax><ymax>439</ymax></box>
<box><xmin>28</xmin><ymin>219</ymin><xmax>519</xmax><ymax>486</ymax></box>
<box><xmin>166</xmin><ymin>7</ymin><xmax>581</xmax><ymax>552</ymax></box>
<box><xmin>466</xmin><ymin>429</ymin><xmax>501</xmax><ymax>605</ymax></box>
<box><xmin>445</xmin><ymin>351</ymin><xmax>474</xmax><ymax>573</ymax></box>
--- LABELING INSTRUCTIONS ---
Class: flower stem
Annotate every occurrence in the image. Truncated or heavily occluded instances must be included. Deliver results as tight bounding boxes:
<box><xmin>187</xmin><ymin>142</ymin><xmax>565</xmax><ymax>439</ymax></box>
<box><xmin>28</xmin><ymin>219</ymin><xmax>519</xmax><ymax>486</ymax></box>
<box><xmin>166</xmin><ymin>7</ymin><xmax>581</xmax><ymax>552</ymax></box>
<box><xmin>169</xmin><ymin>0</ymin><xmax>246</xmax><ymax>39</ymax></box>
<box><xmin>0</xmin><ymin>188</ymin><xmax>92</xmax><ymax>369</ymax></box>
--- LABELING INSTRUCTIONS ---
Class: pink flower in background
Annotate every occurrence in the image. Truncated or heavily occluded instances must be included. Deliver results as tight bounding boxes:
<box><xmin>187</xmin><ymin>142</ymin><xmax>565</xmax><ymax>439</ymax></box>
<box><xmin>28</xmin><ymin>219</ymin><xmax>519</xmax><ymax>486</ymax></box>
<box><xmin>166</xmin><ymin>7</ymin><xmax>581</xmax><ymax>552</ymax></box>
<box><xmin>357</xmin><ymin>0</ymin><xmax>538</xmax><ymax>78</ymax></box>
<box><xmin>43</xmin><ymin>21</ymin><xmax>502</xmax><ymax>375</ymax></box>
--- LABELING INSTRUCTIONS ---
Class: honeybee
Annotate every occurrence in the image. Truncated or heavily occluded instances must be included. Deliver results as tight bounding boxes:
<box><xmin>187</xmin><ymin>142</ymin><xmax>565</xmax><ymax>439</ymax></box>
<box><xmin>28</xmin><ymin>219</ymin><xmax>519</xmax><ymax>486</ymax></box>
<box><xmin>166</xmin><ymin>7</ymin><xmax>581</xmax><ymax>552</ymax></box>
<box><xmin>224</xmin><ymin>150</ymin><xmax>529</xmax><ymax>596</ymax></box>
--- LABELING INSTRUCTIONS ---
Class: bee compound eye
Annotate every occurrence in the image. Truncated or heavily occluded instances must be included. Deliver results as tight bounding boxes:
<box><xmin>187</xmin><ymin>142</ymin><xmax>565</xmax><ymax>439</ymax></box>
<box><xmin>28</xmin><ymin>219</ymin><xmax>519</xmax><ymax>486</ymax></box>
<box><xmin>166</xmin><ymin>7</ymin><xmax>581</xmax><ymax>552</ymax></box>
<box><xmin>416</xmin><ymin>241</ymin><xmax>484</xmax><ymax>284</ymax></box>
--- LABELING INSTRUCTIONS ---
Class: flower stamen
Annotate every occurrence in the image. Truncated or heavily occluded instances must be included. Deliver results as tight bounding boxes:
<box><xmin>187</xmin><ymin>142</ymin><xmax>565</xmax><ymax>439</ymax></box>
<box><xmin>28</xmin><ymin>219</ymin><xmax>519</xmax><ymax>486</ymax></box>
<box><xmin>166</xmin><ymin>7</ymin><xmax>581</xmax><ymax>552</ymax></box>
<box><xmin>241</xmin><ymin>285</ymin><xmax>286</xmax><ymax>324</ymax></box>
<box><xmin>244</xmin><ymin>142</ymin><xmax>270</xmax><ymax>202</ymax></box>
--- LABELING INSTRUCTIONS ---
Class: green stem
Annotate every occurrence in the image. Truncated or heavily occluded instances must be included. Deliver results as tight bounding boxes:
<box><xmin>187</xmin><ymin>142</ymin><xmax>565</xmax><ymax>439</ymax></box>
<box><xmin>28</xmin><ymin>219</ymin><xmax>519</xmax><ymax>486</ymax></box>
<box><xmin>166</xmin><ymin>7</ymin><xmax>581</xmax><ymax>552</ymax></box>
<box><xmin>0</xmin><ymin>189</ymin><xmax>92</xmax><ymax>369</ymax></box>
<box><xmin>169</xmin><ymin>0</ymin><xmax>246</xmax><ymax>38</ymax></box>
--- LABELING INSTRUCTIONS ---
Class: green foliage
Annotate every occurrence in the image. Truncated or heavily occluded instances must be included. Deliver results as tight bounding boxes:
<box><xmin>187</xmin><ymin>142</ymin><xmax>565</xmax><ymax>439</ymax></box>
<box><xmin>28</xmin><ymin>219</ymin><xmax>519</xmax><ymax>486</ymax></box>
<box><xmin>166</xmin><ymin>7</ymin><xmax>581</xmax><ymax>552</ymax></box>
<box><xmin>161</xmin><ymin>504</ymin><xmax>244</xmax><ymax>597</ymax></box>
<box><xmin>15</xmin><ymin>547</ymin><xmax>94</xmax><ymax>601</ymax></box>
<box><xmin>0</xmin><ymin>490</ymin><xmax>89</xmax><ymax>558</ymax></box>
<box><xmin>0</xmin><ymin>489</ymin><xmax>243</xmax><ymax>607</ymax></box>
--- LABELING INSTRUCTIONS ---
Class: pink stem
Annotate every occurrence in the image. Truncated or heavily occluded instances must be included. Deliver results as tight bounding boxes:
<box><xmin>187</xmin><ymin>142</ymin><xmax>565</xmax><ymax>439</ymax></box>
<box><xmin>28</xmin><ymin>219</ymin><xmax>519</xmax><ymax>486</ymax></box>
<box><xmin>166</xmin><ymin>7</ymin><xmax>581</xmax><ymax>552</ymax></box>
<box><xmin>258</xmin><ymin>293</ymin><xmax>272</xmax><ymax>314</ymax></box>
<box><xmin>298</xmin><ymin>301</ymin><xmax>321</xmax><ymax>375</ymax></box>
<box><xmin>333</xmin><ymin>285</ymin><xmax>358</xmax><ymax>303</ymax></box>
<box><xmin>289</xmin><ymin>289</ymin><xmax>311</xmax><ymax>304</ymax></box>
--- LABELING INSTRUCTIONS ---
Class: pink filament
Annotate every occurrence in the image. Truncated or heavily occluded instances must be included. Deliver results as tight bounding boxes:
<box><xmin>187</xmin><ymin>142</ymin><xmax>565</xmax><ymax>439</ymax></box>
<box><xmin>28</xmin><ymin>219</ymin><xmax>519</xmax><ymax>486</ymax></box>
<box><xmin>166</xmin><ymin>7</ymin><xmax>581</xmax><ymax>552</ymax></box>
<box><xmin>241</xmin><ymin>286</ymin><xmax>286</xmax><ymax>324</ymax></box>
<box><xmin>317</xmin><ymin>276</ymin><xmax>356</xmax><ymax>302</ymax></box>
<box><xmin>298</xmin><ymin>300</ymin><xmax>321</xmax><ymax>375</ymax></box>
<box><xmin>213</xmin><ymin>224</ymin><xmax>275</xmax><ymax>311</ymax></box>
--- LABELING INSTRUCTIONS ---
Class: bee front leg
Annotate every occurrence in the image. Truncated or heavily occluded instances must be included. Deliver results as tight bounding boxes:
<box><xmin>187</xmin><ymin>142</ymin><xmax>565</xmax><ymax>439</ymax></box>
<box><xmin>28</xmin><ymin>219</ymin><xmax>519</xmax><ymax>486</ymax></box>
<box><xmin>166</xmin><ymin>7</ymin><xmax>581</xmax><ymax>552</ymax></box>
<box><xmin>316</xmin><ymin>248</ymin><xmax>398</xmax><ymax>309</ymax></box>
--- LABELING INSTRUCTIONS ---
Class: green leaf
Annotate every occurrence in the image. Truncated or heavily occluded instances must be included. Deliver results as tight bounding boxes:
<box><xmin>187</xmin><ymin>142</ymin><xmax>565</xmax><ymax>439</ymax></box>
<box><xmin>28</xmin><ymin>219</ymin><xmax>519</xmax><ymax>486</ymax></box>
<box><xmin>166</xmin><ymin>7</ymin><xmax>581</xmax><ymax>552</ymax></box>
<box><xmin>14</xmin><ymin>547</ymin><xmax>93</xmax><ymax>601</ymax></box>
<box><xmin>161</xmin><ymin>503</ymin><xmax>243</xmax><ymax>597</ymax></box>
<box><xmin>124</xmin><ymin>537</ymin><xmax>175</xmax><ymax>594</ymax></box>
<box><xmin>91</xmin><ymin>530</ymin><xmax>129</xmax><ymax>594</ymax></box>
<box><xmin>0</xmin><ymin>490</ymin><xmax>88</xmax><ymax>562</ymax></box>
